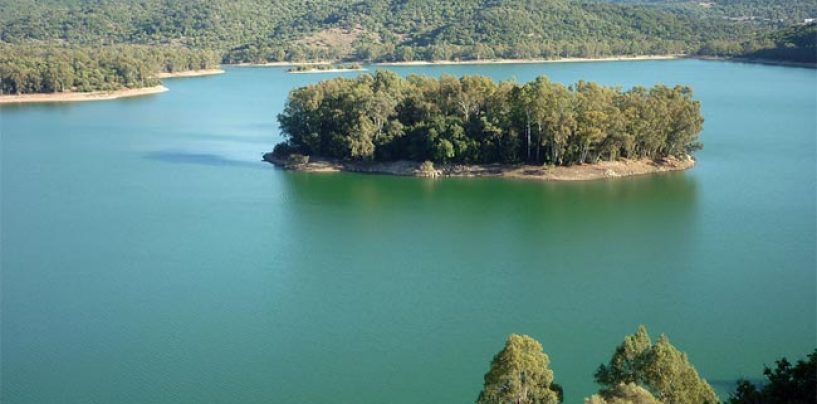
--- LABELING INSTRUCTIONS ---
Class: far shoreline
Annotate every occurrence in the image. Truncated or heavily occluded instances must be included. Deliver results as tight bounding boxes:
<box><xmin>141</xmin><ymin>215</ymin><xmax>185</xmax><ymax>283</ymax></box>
<box><xmin>696</xmin><ymin>55</ymin><xmax>816</xmax><ymax>69</ymax></box>
<box><xmin>376</xmin><ymin>54</ymin><xmax>686</xmax><ymax>66</ymax></box>
<box><xmin>289</xmin><ymin>68</ymin><xmax>368</xmax><ymax>74</ymax></box>
<box><xmin>0</xmin><ymin>85</ymin><xmax>168</xmax><ymax>105</ymax></box>
<box><xmin>263</xmin><ymin>154</ymin><xmax>696</xmax><ymax>182</ymax></box>
<box><xmin>154</xmin><ymin>68</ymin><xmax>225</xmax><ymax>78</ymax></box>
<box><xmin>232</xmin><ymin>55</ymin><xmax>686</xmax><ymax>68</ymax></box>
<box><xmin>225</xmin><ymin>54</ymin><xmax>816</xmax><ymax>69</ymax></box>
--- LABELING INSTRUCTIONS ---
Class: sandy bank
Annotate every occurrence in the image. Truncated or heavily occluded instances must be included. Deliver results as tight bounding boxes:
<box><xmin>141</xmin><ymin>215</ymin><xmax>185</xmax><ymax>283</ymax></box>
<box><xmin>154</xmin><ymin>69</ymin><xmax>225</xmax><ymax>78</ymax></box>
<box><xmin>376</xmin><ymin>55</ymin><xmax>686</xmax><ymax>66</ymax></box>
<box><xmin>0</xmin><ymin>85</ymin><xmax>169</xmax><ymax>105</ymax></box>
<box><xmin>264</xmin><ymin>154</ymin><xmax>695</xmax><ymax>181</ymax></box>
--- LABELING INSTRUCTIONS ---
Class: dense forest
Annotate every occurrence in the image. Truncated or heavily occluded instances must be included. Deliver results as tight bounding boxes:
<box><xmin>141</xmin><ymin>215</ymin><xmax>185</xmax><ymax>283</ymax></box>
<box><xmin>0</xmin><ymin>44</ymin><xmax>219</xmax><ymax>94</ymax></box>
<box><xmin>476</xmin><ymin>326</ymin><xmax>816</xmax><ymax>403</ymax></box>
<box><xmin>699</xmin><ymin>23</ymin><xmax>817</xmax><ymax>63</ymax></box>
<box><xmin>601</xmin><ymin>0</ymin><xmax>817</xmax><ymax>24</ymax></box>
<box><xmin>0</xmin><ymin>0</ymin><xmax>811</xmax><ymax>64</ymax></box>
<box><xmin>274</xmin><ymin>71</ymin><xmax>703</xmax><ymax>166</ymax></box>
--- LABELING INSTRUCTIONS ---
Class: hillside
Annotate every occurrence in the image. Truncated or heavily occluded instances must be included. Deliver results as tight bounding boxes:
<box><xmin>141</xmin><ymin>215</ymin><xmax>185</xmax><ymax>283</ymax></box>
<box><xmin>0</xmin><ymin>0</ymin><xmax>774</xmax><ymax>63</ymax></box>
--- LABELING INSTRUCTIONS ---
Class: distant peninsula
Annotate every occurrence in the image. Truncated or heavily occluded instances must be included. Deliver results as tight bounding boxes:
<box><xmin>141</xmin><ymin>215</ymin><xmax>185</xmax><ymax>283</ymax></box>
<box><xmin>265</xmin><ymin>71</ymin><xmax>703</xmax><ymax>181</ymax></box>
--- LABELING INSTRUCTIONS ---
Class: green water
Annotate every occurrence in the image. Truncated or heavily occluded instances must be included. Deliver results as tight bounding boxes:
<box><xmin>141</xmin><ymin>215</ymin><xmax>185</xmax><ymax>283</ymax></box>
<box><xmin>1</xmin><ymin>60</ymin><xmax>815</xmax><ymax>403</ymax></box>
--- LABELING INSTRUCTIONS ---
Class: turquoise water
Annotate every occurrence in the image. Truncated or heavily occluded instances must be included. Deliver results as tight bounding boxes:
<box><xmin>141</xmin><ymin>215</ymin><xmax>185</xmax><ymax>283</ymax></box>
<box><xmin>1</xmin><ymin>60</ymin><xmax>815</xmax><ymax>403</ymax></box>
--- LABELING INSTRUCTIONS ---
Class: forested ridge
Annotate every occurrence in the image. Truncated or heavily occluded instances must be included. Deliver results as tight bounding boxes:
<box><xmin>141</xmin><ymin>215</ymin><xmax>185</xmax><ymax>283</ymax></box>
<box><xmin>274</xmin><ymin>71</ymin><xmax>703</xmax><ymax>166</ymax></box>
<box><xmin>0</xmin><ymin>0</ymin><xmax>811</xmax><ymax>64</ymax></box>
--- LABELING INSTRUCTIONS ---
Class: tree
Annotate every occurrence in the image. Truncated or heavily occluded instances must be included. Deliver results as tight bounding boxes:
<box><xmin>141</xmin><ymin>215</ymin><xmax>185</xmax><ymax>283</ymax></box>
<box><xmin>477</xmin><ymin>334</ymin><xmax>562</xmax><ymax>404</ymax></box>
<box><xmin>729</xmin><ymin>350</ymin><xmax>816</xmax><ymax>404</ymax></box>
<box><xmin>594</xmin><ymin>326</ymin><xmax>719</xmax><ymax>404</ymax></box>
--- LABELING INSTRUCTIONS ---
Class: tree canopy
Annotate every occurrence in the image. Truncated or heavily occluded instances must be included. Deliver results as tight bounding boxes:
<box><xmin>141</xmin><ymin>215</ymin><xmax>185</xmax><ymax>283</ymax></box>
<box><xmin>729</xmin><ymin>349</ymin><xmax>817</xmax><ymax>404</ymax></box>
<box><xmin>0</xmin><ymin>44</ymin><xmax>219</xmax><ymax>94</ymax></box>
<box><xmin>0</xmin><ymin>0</ymin><xmax>806</xmax><ymax>64</ymax></box>
<box><xmin>477</xmin><ymin>334</ymin><xmax>562</xmax><ymax>404</ymax></box>
<box><xmin>274</xmin><ymin>71</ymin><xmax>703</xmax><ymax>166</ymax></box>
<box><xmin>594</xmin><ymin>326</ymin><xmax>719</xmax><ymax>404</ymax></box>
<box><xmin>700</xmin><ymin>23</ymin><xmax>817</xmax><ymax>63</ymax></box>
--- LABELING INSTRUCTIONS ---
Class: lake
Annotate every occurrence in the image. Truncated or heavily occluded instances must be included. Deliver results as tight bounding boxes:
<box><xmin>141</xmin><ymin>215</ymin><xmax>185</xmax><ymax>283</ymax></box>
<box><xmin>1</xmin><ymin>59</ymin><xmax>815</xmax><ymax>403</ymax></box>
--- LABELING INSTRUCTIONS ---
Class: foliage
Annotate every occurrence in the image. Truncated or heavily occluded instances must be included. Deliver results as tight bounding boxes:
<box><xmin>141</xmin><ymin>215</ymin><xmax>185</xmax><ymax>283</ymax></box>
<box><xmin>276</xmin><ymin>71</ymin><xmax>703</xmax><ymax>166</ymax></box>
<box><xmin>585</xmin><ymin>383</ymin><xmax>662</xmax><ymax>404</ymax></box>
<box><xmin>0</xmin><ymin>0</ymin><xmax>776</xmax><ymax>64</ymax></box>
<box><xmin>0</xmin><ymin>0</ymin><xmax>810</xmax><ymax>87</ymax></box>
<box><xmin>729</xmin><ymin>349</ymin><xmax>817</xmax><ymax>404</ymax></box>
<box><xmin>477</xmin><ymin>334</ymin><xmax>562</xmax><ymax>404</ymax></box>
<box><xmin>0</xmin><ymin>44</ymin><xmax>219</xmax><ymax>94</ymax></box>
<box><xmin>594</xmin><ymin>326</ymin><xmax>719</xmax><ymax>404</ymax></box>
<box><xmin>419</xmin><ymin>160</ymin><xmax>436</xmax><ymax>173</ymax></box>
<box><xmin>699</xmin><ymin>23</ymin><xmax>817</xmax><ymax>63</ymax></box>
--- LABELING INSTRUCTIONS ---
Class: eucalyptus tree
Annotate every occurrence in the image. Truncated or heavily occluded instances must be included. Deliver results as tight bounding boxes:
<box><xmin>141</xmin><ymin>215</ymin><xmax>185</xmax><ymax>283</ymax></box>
<box><xmin>477</xmin><ymin>334</ymin><xmax>562</xmax><ymax>404</ymax></box>
<box><xmin>594</xmin><ymin>326</ymin><xmax>719</xmax><ymax>404</ymax></box>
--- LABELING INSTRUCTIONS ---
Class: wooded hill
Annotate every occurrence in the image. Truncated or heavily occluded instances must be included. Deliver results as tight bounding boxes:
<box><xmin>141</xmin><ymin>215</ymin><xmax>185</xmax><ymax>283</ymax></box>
<box><xmin>1</xmin><ymin>0</ymin><xmax>810</xmax><ymax>64</ymax></box>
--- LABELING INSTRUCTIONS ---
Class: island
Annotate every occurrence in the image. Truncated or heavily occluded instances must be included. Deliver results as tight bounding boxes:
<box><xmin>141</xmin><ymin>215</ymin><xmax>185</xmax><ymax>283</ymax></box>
<box><xmin>265</xmin><ymin>71</ymin><xmax>703</xmax><ymax>181</ymax></box>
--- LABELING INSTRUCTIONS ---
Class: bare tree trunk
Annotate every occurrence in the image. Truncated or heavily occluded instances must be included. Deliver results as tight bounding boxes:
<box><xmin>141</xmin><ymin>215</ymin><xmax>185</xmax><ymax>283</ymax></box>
<box><xmin>526</xmin><ymin>111</ymin><xmax>531</xmax><ymax>162</ymax></box>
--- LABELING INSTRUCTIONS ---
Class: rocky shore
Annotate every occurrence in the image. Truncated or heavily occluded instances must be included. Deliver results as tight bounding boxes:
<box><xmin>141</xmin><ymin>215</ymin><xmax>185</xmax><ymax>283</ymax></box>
<box><xmin>263</xmin><ymin>153</ymin><xmax>695</xmax><ymax>181</ymax></box>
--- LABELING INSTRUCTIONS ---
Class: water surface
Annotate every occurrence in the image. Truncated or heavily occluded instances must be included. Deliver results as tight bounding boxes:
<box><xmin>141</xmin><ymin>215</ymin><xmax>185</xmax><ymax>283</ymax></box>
<box><xmin>2</xmin><ymin>60</ymin><xmax>815</xmax><ymax>403</ymax></box>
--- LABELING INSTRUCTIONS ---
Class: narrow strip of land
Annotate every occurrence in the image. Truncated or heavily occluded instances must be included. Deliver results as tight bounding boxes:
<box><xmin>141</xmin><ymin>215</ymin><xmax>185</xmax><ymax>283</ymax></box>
<box><xmin>233</xmin><ymin>61</ymin><xmax>336</xmax><ymax>67</ymax></box>
<box><xmin>154</xmin><ymin>68</ymin><xmax>225</xmax><ymax>78</ymax></box>
<box><xmin>376</xmin><ymin>55</ymin><xmax>685</xmax><ymax>66</ymax></box>
<box><xmin>0</xmin><ymin>85</ymin><xmax>168</xmax><ymax>104</ymax></box>
<box><xmin>289</xmin><ymin>68</ymin><xmax>367</xmax><ymax>74</ymax></box>
<box><xmin>696</xmin><ymin>56</ymin><xmax>816</xmax><ymax>68</ymax></box>
<box><xmin>234</xmin><ymin>55</ymin><xmax>685</xmax><ymax>68</ymax></box>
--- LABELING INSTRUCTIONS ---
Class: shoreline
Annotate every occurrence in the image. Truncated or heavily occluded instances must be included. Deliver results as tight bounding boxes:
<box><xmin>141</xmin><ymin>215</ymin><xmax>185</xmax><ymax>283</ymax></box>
<box><xmin>289</xmin><ymin>68</ymin><xmax>368</xmax><ymax>74</ymax></box>
<box><xmin>263</xmin><ymin>154</ymin><xmax>695</xmax><ymax>181</ymax></box>
<box><xmin>0</xmin><ymin>85</ymin><xmax>168</xmax><ymax>105</ymax></box>
<box><xmin>233</xmin><ymin>61</ymin><xmax>336</xmax><ymax>67</ymax></box>
<box><xmin>231</xmin><ymin>55</ymin><xmax>685</xmax><ymax>68</ymax></box>
<box><xmin>375</xmin><ymin>54</ymin><xmax>686</xmax><ymax>66</ymax></box>
<box><xmin>226</xmin><ymin>54</ymin><xmax>815</xmax><ymax>69</ymax></box>
<box><xmin>154</xmin><ymin>68</ymin><xmax>225</xmax><ymax>78</ymax></box>
<box><xmin>696</xmin><ymin>55</ymin><xmax>816</xmax><ymax>69</ymax></box>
